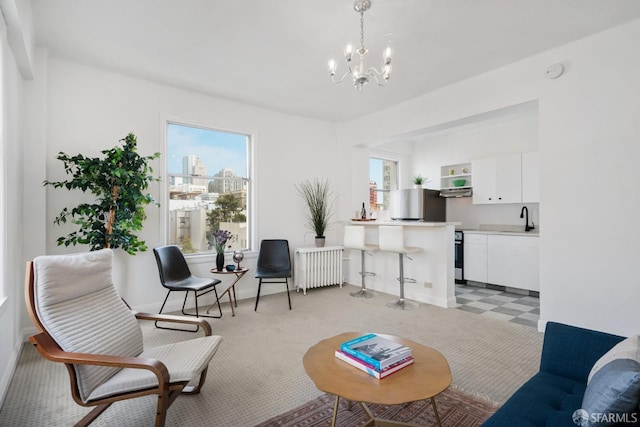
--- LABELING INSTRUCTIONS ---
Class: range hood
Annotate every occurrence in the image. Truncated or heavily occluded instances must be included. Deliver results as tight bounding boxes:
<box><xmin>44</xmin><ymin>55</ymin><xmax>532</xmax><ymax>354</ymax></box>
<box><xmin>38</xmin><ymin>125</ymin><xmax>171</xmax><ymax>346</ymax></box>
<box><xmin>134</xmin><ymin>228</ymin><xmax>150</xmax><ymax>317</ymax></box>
<box><xmin>439</xmin><ymin>188</ymin><xmax>473</xmax><ymax>198</ymax></box>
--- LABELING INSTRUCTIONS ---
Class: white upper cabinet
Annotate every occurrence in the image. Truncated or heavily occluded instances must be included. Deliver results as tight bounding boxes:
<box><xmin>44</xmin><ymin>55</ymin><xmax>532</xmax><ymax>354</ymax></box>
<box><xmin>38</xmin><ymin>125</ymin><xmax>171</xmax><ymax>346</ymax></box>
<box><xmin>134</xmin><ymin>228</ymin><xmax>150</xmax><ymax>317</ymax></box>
<box><xmin>522</xmin><ymin>151</ymin><xmax>540</xmax><ymax>203</ymax></box>
<box><xmin>472</xmin><ymin>154</ymin><xmax>522</xmax><ymax>204</ymax></box>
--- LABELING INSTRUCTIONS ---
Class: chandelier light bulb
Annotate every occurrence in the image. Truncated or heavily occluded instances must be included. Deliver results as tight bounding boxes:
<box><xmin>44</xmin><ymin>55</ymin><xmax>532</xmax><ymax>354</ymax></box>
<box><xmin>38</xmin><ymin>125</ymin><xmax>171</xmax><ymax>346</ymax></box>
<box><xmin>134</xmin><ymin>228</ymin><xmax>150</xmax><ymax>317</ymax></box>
<box><xmin>329</xmin><ymin>59</ymin><xmax>337</xmax><ymax>76</ymax></box>
<box><xmin>328</xmin><ymin>0</ymin><xmax>393</xmax><ymax>90</ymax></box>
<box><xmin>384</xmin><ymin>46</ymin><xmax>392</xmax><ymax>64</ymax></box>
<box><xmin>344</xmin><ymin>44</ymin><xmax>354</xmax><ymax>61</ymax></box>
<box><xmin>383</xmin><ymin>64</ymin><xmax>392</xmax><ymax>80</ymax></box>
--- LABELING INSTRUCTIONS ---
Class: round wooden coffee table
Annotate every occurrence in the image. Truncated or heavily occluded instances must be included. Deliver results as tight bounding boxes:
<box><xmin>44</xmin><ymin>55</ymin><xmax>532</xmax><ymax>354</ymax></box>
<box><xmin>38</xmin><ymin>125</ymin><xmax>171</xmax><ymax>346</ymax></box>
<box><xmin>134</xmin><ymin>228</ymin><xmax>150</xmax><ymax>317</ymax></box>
<box><xmin>303</xmin><ymin>332</ymin><xmax>451</xmax><ymax>427</ymax></box>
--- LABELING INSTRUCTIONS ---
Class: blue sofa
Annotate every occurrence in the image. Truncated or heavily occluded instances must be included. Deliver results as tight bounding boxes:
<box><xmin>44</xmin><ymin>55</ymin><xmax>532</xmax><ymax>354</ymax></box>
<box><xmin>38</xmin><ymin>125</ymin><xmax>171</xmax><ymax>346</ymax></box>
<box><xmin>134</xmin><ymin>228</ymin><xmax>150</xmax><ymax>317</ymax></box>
<box><xmin>483</xmin><ymin>321</ymin><xmax>630</xmax><ymax>427</ymax></box>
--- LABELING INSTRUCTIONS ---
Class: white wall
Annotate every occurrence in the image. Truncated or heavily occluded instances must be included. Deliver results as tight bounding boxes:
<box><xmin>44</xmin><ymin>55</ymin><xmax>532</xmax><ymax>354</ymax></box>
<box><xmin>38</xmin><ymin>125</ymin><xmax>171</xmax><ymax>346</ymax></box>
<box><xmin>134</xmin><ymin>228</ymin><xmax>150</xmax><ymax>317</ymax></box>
<box><xmin>35</xmin><ymin>58</ymin><xmax>341</xmax><ymax>312</ymax></box>
<box><xmin>0</xmin><ymin>11</ymin><xmax>27</xmax><ymax>405</ymax></box>
<box><xmin>374</xmin><ymin>107</ymin><xmax>540</xmax><ymax>229</ymax></box>
<box><xmin>339</xmin><ymin>18</ymin><xmax>640</xmax><ymax>336</ymax></box>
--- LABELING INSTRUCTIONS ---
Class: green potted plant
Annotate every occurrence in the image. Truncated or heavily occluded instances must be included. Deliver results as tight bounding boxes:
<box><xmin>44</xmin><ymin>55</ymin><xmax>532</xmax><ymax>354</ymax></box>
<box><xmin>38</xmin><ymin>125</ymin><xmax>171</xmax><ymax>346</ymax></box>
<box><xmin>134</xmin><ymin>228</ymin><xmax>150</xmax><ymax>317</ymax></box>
<box><xmin>295</xmin><ymin>178</ymin><xmax>335</xmax><ymax>247</ymax></box>
<box><xmin>412</xmin><ymin>174</ymin><xmax>430</xmax><ymax>188</ymax></box>
<box><xmin>44</xmin><ymin>133</ymin><xmax>160</xmax><ymax>255</ymax></box>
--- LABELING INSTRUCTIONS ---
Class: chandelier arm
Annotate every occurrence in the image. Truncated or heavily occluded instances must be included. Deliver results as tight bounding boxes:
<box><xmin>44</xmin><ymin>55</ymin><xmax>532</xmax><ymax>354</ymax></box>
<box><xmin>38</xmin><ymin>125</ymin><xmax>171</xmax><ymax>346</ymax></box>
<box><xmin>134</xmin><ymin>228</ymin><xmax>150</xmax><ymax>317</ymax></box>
<box><xmin>331</xmin><ymin>70</ymin><xmax>352</xmax><ymax>84</ymax></box>
<box><xmin>367</xmin><ymin>66</ymin><xmax>386</xmax><ymax>77</ymax></box>
<box><xmin>369</xmin><ymin>73</ymin><xmax>389</xmax><ymax>87</ymax></box>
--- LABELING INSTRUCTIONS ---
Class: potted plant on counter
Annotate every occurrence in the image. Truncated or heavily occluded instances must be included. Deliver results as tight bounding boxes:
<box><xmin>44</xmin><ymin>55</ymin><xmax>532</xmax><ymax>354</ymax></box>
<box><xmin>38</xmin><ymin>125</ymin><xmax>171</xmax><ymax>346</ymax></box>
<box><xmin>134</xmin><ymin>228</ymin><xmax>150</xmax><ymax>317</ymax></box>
<box><xmin>412</xmin><ymin>174</ymin><xmax>430</xmax><ymax>188</ymax></box>
<box><xmin>296</xmin><ymin>178</ymin><xmax>335</xmax><ymax>247</ymax></box>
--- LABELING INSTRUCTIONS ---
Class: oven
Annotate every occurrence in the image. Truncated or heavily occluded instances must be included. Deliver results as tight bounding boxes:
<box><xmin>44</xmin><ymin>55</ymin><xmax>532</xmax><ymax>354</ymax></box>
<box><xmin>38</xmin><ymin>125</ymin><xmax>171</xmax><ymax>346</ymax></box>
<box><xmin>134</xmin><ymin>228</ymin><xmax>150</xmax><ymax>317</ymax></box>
<box><xmin>454</xmin><ymin>231</ymin><xmax>465</xmax><ymax>284</ymax></box>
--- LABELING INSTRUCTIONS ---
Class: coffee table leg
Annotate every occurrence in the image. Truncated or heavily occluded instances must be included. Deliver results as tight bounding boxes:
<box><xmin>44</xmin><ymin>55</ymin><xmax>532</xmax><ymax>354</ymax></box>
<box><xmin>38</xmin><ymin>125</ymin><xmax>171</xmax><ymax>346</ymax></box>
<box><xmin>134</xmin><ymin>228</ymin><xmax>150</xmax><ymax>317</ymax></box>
<box><xmin>431</xmin><ymin>397</ymin><xmax>442</xmax><ymax>427</ymax></box>
<box><xmin>331</xmin><ymin>395</ymin><xmax>340</xmax><ymax>427</ymax></box>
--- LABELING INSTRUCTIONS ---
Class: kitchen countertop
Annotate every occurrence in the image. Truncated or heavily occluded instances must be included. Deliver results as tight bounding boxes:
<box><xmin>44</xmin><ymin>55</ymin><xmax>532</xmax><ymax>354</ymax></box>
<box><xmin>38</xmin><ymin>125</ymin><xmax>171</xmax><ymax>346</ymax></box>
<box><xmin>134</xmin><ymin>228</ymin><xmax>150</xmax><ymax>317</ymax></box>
<box><xmin>460</xmin><ymin>224</ymin><xmax>539</xmax><ymax>237</ymax></box>
<box><xmin>349</xmin><ymin>220</ymin><xmax>460</xmax><ymax>227</ymax></box>
<box><xmin>462</xmin><ymin>229</ymin><xmax>539</xmax><ymax>237</ymax></box>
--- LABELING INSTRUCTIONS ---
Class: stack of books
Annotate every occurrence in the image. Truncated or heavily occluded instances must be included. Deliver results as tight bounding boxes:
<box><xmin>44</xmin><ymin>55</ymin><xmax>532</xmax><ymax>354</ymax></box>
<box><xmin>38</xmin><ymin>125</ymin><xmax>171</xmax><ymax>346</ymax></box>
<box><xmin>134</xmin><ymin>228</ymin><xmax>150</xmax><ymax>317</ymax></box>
<box><xmin>335</xmin><ymin>333</ymin><xmax>414</xmax><ymax>379</ymax></box>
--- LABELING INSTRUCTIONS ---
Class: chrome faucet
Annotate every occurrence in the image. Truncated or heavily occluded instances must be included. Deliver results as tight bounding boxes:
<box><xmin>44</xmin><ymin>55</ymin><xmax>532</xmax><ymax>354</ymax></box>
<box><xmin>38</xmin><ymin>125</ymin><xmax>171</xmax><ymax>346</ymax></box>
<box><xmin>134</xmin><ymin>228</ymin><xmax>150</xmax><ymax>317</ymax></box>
<box><xmin>520</xmin><ymin>206</ymin><xmax>535</xmax><ymax>232</ymax></box>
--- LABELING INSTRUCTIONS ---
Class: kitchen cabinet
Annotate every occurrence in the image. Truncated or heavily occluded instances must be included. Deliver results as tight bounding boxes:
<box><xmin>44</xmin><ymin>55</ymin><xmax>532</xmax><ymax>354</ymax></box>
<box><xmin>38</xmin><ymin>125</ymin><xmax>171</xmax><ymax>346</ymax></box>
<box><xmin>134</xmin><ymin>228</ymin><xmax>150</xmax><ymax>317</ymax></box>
<box><xmin>487</xmin><ymin>235</ymin><xmax>539</xmax><ymax>291</ymax></box>
<box><xmin>472</xmin><ymin>154</ymin><xmax>522</xmax><ymax>204</ymax></box>
<box><xmin>463</xmin><ymin>233</ymin><xmax>488</xmax><ymax>283</ymax></box>
<box><xmin>522</xmin><ymin>151</ymin><xmax>540</xmax><ymax>203</ymax></box>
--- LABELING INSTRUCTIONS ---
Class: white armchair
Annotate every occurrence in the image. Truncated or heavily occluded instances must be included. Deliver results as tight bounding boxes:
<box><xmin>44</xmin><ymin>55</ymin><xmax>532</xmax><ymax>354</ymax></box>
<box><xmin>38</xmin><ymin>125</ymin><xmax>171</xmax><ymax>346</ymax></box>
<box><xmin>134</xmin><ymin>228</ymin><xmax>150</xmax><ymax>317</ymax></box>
<box><xmin>25</xmin><ymin>249</ymin><xmax>223</xmax><ymax>427</ymax></box>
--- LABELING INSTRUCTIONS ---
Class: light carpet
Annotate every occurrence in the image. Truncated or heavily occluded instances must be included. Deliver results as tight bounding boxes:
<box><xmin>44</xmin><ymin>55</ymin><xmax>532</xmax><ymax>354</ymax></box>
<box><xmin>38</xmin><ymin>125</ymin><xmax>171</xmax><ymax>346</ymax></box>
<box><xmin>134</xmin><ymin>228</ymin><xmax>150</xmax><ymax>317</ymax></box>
<box><xmin>0</xmin><ymin>283</ymin><xmax>543</xmax><ymax>426</ymax></box>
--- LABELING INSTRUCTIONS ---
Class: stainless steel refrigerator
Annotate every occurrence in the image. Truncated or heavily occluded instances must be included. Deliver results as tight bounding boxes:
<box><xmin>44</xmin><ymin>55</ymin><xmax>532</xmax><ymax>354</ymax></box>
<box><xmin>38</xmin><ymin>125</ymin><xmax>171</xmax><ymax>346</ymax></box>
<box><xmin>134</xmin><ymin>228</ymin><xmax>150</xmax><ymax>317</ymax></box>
<box><xmin>390</xmin><ymin>189</ymin><xmax>446</xmax><ymax>221</ymax></box>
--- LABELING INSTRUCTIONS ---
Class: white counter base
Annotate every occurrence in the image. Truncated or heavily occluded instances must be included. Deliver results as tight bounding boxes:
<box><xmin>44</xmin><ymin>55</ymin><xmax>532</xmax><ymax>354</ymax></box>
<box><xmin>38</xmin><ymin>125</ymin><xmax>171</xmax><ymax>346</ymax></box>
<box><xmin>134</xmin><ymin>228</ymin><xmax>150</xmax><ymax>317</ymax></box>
<box><xmin>345</xmin><ymin>221</ymin><xmax>459</xmax><ymax>308</ymax></box>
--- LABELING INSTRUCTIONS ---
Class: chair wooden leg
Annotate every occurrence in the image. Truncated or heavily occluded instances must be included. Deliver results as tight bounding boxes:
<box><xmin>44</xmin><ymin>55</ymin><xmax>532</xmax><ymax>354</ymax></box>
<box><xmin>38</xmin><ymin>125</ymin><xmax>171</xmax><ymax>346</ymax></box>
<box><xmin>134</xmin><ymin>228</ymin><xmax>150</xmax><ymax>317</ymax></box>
<box><xmin>74</xmin><ymin>403</ymin><xmax>112</xmax><ymax>427</ymax></box>
<box><xmin>182</xmin><ymin>367</ymin><xmax>208</xmax><ymax>394</ymax></box>
<box><xmin>254</xmin><ymin>279</ymin><xmax>262</xmax><ymax>311</ymax></box>
<box><xmin>155</xmin><ymin>391</ymin><xmax>170</xmax><ymax>427</ymax></box>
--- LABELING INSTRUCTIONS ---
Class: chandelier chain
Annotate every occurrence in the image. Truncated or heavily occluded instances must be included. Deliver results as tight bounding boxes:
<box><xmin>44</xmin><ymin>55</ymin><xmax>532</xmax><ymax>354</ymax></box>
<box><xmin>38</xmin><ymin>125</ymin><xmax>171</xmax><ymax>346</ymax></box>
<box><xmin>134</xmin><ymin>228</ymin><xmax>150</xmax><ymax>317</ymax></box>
<box><xmin>360</xmin><ymin>6</ymin><xmax>365</xmax><ymax>51</ymax></box>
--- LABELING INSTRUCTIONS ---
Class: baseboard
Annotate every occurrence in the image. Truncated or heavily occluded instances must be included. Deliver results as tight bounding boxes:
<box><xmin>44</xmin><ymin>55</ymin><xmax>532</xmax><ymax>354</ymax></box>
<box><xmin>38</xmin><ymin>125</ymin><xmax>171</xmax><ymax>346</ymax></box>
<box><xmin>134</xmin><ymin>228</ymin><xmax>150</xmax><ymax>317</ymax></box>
<box><xmin>0</xmin><ymin>334</ymin><xmax>27</xmax><ymax>408</ymax></box>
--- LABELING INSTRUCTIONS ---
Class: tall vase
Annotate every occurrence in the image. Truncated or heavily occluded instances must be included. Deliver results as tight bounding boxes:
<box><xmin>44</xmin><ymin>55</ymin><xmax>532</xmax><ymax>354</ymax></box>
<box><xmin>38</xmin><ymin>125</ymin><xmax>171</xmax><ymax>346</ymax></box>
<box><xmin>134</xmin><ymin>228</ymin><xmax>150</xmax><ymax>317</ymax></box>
<box><xmin>216</xmin><ymin>253</ymin><xmax>225</xmax><ymax>271</ymax></box>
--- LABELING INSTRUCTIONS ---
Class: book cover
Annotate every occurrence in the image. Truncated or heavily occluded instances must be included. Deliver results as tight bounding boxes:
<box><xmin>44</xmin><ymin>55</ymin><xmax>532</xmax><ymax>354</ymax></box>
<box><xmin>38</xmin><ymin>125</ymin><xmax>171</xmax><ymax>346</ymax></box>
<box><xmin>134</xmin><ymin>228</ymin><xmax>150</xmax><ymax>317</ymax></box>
<box><xmin>340</xmin><ymin>333</ymin><xmax>412</xmax><ymax>370</ymax></box>
<box><xmin>334</xmin><ymin>350</ymin><xmax>414</xmax><ymax>379</ymax></box>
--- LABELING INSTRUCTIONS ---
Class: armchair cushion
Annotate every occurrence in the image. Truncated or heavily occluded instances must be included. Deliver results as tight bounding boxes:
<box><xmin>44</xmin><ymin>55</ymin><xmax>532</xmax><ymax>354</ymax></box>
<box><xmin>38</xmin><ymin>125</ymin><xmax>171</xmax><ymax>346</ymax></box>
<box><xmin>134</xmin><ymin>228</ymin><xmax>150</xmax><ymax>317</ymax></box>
<box><xmin>89</xmin><ymin>335</ymin><xmax>222</xmax><ymax>401</ymax></box>
<box><xmin>33</xmin><ymin>249</ymin><xmax>143</xmax><ymax>402</ymax></box>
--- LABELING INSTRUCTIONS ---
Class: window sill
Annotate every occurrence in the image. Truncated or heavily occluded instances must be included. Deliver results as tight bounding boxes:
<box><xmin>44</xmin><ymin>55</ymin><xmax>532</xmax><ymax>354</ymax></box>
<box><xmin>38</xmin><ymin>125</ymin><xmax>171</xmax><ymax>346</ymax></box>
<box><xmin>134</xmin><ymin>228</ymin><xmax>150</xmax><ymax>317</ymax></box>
<box><xmin>185</xmin><ymin>251</ymin><xmax>257</xmax><ymax>265</ymax></box>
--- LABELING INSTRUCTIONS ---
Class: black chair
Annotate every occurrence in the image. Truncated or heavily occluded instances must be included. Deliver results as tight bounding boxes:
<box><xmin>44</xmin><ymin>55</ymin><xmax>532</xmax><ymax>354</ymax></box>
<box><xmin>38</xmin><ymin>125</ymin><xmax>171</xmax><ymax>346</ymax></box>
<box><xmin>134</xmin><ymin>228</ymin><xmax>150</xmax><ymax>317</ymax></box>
<box><xmin>254</xmin><ymin>239</ymin><xmax>292</xmax><ymax>311</ymax></box>
<box><xmin>153</xmin><ymin>245</ymin><xmax>222</xmax><ymax>332</ymax></box>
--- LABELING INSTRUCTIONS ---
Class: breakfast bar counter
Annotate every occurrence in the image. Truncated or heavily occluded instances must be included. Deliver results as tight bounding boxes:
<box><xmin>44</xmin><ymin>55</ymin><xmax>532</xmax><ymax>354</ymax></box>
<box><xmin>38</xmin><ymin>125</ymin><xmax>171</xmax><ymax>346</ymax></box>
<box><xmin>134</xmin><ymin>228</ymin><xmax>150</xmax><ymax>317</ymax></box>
<box><xmin>346</xmin><ymin>221</ymin><xmax>459</xmax><ymax>308</ymax></box>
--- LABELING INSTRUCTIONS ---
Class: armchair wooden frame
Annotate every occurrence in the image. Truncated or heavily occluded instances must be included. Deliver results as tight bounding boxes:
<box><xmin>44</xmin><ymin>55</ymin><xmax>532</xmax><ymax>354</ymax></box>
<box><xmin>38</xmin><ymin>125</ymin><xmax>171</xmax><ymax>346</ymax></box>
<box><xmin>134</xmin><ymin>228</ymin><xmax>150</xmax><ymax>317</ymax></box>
<box><xmin>25</xmin><ymin>261</ymin><xmax>213</xmax><ymax>427</ymax></box>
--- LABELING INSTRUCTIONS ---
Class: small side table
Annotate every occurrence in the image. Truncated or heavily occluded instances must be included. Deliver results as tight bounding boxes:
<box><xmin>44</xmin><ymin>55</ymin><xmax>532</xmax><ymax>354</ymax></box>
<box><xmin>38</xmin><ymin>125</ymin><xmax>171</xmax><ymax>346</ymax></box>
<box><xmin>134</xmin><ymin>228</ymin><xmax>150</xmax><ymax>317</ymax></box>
<box><xmin>208</xmin><ymin>267</ymin><xmax>249</xmax><ymax>316</ymax></box>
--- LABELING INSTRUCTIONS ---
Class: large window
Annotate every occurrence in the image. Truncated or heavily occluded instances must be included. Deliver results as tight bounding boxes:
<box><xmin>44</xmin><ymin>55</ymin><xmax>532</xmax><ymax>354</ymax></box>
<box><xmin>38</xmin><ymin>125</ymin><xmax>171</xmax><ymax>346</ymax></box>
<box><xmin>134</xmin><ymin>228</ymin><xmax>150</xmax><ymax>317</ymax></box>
<box><xmin>166</xmin><ymin>123</ymin><xmax>251</xmax><ymax>254</ymax></box>
<box><xmin>369</xmin><ymin>157</ymin><xmax>398</xmax><ymax>211</ymax></box>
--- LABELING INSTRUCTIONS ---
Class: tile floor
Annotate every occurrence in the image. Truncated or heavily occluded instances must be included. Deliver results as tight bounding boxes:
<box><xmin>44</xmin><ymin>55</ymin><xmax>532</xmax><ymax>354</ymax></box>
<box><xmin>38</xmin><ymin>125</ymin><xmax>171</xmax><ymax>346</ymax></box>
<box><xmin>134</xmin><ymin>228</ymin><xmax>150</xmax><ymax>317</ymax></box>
<box><xmin>455</xmin><ymin>283</ymin><xmax>540</xmax><ymax>328</ymax></box>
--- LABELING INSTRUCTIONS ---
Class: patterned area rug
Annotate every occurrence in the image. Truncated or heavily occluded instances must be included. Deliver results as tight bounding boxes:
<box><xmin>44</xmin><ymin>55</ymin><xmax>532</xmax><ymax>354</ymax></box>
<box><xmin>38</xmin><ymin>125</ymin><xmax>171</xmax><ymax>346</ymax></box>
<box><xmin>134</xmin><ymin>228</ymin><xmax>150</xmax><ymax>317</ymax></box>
<box><xmin>254</xmin><ymin>387</ymin><xmax>498</xmax><ymax>427</ymax></box>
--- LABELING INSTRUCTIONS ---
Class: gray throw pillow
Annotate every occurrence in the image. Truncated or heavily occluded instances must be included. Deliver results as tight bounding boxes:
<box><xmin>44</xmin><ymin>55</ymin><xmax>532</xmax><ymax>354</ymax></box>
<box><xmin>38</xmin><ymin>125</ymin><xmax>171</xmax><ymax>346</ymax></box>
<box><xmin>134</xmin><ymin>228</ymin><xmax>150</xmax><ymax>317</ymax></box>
<box><xmin>581</xmin><ymin>358</ymin><xmax>640</xmax><ymax>427</ymax></box>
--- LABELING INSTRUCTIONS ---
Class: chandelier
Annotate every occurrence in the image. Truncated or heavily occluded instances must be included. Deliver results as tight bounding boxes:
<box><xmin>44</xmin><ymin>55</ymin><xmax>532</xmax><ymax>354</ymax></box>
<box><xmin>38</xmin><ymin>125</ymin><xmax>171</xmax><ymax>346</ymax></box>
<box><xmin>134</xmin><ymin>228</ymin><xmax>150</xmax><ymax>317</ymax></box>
<box><xmin>329</xmin><ymin>0</ymin><xmax>392</xmax><ymax>91</ymax></box>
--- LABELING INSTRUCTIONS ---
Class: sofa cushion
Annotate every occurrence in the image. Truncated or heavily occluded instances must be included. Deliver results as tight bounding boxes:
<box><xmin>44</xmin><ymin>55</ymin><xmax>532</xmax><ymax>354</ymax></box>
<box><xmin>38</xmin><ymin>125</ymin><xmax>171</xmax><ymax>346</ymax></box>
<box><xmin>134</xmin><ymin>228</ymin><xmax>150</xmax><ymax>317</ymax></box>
<box><xmin>581</xmin><ymin>358</ymin><xmax>640</xmax><ymax>427</ymax></box>
<box><xmin>482</xmin><ymin>371</ymin><xmax>585</xmax><ymax>427</ymax></box>
<box><xmin>588</xmin><ymin>335</ymin><xmax>640</xmax><ymax>383</ymax></box>
<box><xmin>540</xmin><ymin>322</ymin><xmax>625</xmax><ymax>383</ymax></box>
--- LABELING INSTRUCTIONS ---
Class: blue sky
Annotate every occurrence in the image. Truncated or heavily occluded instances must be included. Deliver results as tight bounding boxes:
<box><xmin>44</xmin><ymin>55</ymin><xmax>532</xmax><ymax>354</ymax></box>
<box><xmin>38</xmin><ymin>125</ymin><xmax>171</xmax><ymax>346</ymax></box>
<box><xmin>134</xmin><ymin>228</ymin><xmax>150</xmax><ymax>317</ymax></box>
<box><xmin>167</xmin><ymin>123</ymin><xmax>248</xmax><ymax>177</ymax></box>
<box><xmin>369</xmin><ymin>157</ymin><xmax>382</xmax><ymax>187</ymax></box>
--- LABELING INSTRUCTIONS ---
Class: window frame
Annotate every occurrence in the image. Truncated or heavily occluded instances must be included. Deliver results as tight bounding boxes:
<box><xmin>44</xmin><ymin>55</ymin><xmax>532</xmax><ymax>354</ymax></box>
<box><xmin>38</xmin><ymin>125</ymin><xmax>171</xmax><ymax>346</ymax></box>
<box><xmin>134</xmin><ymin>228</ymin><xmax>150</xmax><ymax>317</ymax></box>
<box><xmin>369</xmin><ymin>155</ymin><xmax>400</xmax><ymax>211</ymax></box>
<box><xmin>162</xmin><ymin>118</ymin><xmax>256</xmax><ymax>257</ymax></box>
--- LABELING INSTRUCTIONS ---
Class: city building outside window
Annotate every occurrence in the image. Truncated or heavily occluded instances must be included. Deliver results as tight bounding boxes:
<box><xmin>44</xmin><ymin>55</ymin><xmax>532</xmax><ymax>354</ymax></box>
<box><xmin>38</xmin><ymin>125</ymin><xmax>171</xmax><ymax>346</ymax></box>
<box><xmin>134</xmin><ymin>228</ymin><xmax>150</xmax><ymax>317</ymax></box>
<box><xmin>369</xmin><ymin>157</ymin><xmax>398</xmax><ymax>212</ymax></box>
<box><xmin>166</xmin><ymin>123</ymin><xmax>251</xmax><ymax>254</ymax></box>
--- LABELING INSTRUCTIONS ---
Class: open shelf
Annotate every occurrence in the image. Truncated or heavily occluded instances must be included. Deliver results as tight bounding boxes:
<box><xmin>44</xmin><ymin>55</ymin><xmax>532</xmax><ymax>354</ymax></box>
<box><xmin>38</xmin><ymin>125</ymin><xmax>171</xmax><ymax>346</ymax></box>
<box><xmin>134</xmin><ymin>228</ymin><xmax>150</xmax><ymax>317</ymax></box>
<box><xmin>440</xmin><ymin>163</ymin><xmax>472</xmax><ymax>190</ymax></box>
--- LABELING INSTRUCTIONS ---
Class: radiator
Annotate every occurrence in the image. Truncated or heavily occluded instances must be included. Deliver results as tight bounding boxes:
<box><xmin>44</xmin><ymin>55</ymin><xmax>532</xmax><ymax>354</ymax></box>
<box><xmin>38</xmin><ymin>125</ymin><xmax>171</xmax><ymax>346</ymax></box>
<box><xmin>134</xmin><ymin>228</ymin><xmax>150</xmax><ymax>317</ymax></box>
<box><xmin>295</xmin><ymin>246</ymin><xmax>344</xmax><ymax>295</ymax></box>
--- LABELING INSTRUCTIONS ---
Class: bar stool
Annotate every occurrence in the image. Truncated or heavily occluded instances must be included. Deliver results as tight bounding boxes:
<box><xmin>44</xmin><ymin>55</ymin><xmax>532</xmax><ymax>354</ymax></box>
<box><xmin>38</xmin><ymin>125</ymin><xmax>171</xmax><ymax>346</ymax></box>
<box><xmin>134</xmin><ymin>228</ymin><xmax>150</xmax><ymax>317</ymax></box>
<box><xmin>378</xmin><ymin>226</ymin><xmax>423</xmax><ymax>310</ymax></box>
<box><xmin>343</xmin><ymin>225</ymin><xmax>378</xmax><ymax>298</ymax></box>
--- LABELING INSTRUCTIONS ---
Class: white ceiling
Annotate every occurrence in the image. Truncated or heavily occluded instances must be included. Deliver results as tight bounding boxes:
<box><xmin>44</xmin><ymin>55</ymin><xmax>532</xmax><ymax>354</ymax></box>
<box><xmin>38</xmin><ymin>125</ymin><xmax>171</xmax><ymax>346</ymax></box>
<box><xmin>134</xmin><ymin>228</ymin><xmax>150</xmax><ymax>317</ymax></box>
<box><xmin>31</xmin><ymin>0</ymin><xmax>640</xmax><ymax>122</ymax></box>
